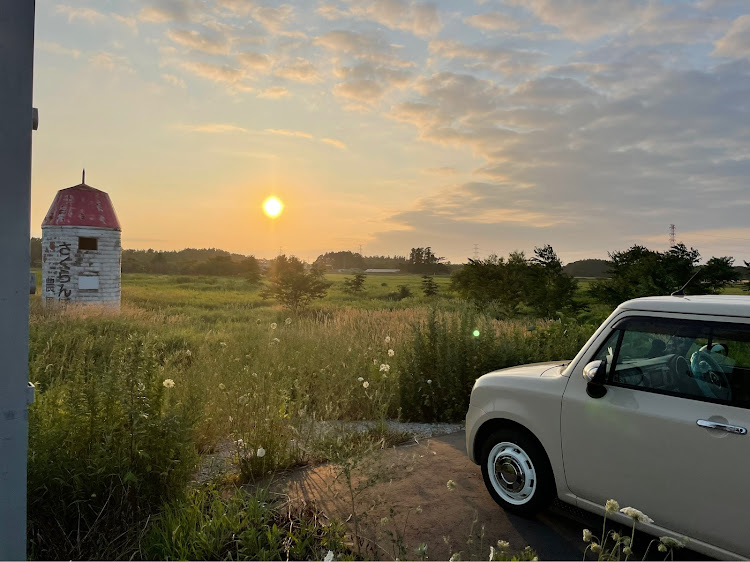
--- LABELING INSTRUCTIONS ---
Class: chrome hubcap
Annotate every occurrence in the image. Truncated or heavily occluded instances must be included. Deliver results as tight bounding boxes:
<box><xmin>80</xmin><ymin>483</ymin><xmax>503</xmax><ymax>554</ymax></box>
<box><xmin>487</xmin><ymin>441</ymin><xmax>537</xmax><ymax>505</ymax></box>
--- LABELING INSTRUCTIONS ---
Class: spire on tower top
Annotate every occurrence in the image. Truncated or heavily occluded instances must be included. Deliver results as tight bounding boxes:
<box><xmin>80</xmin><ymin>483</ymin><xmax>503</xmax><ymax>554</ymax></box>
<box><xmin>82</xmin><ymin>169</ymin><xmax>86</xmax><ymax>185</ymax></box>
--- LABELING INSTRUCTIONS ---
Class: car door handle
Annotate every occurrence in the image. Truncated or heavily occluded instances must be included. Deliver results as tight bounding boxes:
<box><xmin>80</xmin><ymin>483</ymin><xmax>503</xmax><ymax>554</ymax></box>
<box><xmin>696</xmin><ymin>419</ymin><xmax>747</xmax><ymax>435</ymax></box>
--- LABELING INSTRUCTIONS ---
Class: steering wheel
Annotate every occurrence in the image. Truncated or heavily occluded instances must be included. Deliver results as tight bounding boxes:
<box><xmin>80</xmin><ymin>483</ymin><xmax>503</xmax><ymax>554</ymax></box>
<box><xmin>690</xmin><ymin>350</ymin><xmax>731</xmax><ymax>400</ymax></box>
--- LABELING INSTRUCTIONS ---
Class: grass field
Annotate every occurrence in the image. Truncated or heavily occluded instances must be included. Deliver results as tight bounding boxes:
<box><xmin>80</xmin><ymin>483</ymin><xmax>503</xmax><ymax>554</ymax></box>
<box><xmin>25</xmin><ymin>271</ymin><xmax>748</xmax><ymax>559</ymax></box>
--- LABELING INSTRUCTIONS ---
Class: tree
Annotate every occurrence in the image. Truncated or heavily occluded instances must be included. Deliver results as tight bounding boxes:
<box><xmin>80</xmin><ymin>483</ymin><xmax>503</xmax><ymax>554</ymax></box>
<box><xmin>30</xmin><ymin>237</ymin><xmax>42</xmax><ymax>267</ymax></box>
<box><xmin>450</xmin><ymin>251</ymin><xmax>531</xmax><ymax>316</ymax></box>
<box><xmin>261</xmin><ymin>255</ymin><xmax>332</xmax><ymax>312</ymax></box>
<box><xmin>405</xmin><ymin>247</ymin><xmax>449</xmax><ymax>274</ymax></box>
<box><xmin>313</xmin><ymin>251</ymin><xmax>365</xmax><ymax>271</ymax></box>
<box><xmin>528</xmin><ymin>245</ymin><xmax>578</xmax><ymax>317</ymax></box>
<box><xmin>240</xmin><ymin>256</ymin><xmax>261</xmax><ymax>284</ymax></box>
<box><xmin>342</xmin><ymin>272</ymin><xmax>367</xmax><ymax>294</ymax></box>
<box><xmin>699</xmin><ymin>257</ymin><xmax>738</xmax><ymax>294</ymax></box>
<box><xmin>421</xmin><ymin>275</ymin><xmax>438</xmax><ymax>297</ymax></box>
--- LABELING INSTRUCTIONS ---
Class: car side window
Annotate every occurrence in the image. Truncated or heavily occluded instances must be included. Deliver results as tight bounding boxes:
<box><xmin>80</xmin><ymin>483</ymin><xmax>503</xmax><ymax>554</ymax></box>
<box><xmin>594</xmin><ymin>316</ymin><xmax>750</xmax><ymax>408</ymax></box>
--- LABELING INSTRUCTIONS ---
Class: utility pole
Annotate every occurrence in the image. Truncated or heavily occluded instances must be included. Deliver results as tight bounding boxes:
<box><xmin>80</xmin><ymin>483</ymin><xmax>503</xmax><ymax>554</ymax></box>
<box><xmin>0</xmin><ymin>2</ymin><xmax>36</xmax><ymax>559</ymax></box>
<box><xmin>669</xmin><ymin>224</ymin><xmax>676</xmax><ymax>248</ymax></box>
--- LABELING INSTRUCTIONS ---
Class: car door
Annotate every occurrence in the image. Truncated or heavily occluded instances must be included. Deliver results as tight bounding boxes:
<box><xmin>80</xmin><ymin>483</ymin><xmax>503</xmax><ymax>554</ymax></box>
<box><xmin>560</xmin><ymin>314</ymin><xmax>750</xmax><ymax>556</ymax></box>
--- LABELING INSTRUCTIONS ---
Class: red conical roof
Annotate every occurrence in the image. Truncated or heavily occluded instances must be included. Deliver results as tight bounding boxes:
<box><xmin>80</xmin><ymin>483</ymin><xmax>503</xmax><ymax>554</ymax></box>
<box><xmin>42</xmin><ymin>183</ymin><xmax>121</xmax><ymax>230</ymax></box>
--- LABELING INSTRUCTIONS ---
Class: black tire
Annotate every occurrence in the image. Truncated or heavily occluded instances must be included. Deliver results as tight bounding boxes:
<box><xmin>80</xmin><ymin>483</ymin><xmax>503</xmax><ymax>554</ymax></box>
<box><xmin>480</xmin><ymin>427</ymin><xmax>555</xmax><ymax>517</ymax></box>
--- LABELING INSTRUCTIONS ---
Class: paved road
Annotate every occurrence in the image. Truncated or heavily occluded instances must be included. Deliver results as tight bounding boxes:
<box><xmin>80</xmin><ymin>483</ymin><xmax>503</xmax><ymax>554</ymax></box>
<box><xmin>279</xmin><ymin>430</ymin><xmax>710</xmax><ymax>561</ymax></box>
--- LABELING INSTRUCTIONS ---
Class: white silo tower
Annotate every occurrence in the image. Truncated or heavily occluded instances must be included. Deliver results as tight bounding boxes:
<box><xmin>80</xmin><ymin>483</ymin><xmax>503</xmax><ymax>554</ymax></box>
<box><xmin>41</xmin><ymin>171</ymin><xmax>121</xmax><ymax>309</ymax></box>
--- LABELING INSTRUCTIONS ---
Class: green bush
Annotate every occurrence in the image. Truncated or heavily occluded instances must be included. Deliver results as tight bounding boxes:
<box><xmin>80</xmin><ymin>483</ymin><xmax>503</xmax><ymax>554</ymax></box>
<box><xmin>27</xmin><ymin>328</ymin><xmax>198</xmax><ymax>560</ymax></box>
<box><xmin>399</xmin><ymin>308</ymin><xmax>597</xmax><ymax>422</ymax></box>
<box><xmin>145</xmin><ymin>485</ymin><xmax>352</xmax><ymax>561</ymax></box>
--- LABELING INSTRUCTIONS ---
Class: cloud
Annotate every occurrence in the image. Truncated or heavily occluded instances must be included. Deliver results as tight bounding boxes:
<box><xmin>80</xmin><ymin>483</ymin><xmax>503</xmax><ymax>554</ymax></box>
<box><xmin>334</xmin><ymin>79</ymin><xmax>385</xmax><ymax>104</ymax></box>
<box><xmin>237</xmin><ymin>51</ymin><xmax>273</xmax><ymax>71</ymax></box>
<box><xmin>464</xmin><ymin>12</ymin><xmax>522</xmax><ymax>32</ymax></box>
<box><xmin>265</xmin><ymin>128</ymin><xmax>314</xmax><ymax>139</ymax></box>
<box><xmin>162</xmin><ymin>73</ymin><xmax>186</xmax><ymax>88</ymax></box>
<box><xmin>56</xmin><ymin>5</ymin><xmax>106</xmax><ymax>23</ymax></box>
<box><xmin>181</xmin><ymin>61</ymin><xmax>248</xmax><ymax>88</ymax></box>
<box><xmin>273</xmin><ymin>58</ymin><xmax>320</xmax><ymax>82</ymax></box>
<box><xmin>332</xmin><ymin>61</ymin><xmax>412</xmax><ymax>105</ymax></box>
<box><xmin>506</xmin><ymin>0</ymin><xmax>646</xmax><ymax>42</ymax></box>
<box><xmin>422</xmin><ymin>166</ymin><xmax>458</xmax><ymax>175</ymax></box>
<box><xmin>348</xmin><ymin>0</ymin><xmax>443</xmax><ymax>38</ymax></box>
<box><xmin>112</xmin><ymin>14</ymin><xmax>139</xmax><ymax>34</ymax></box>
<box><xmin>315</xmin><ymin>29</ymin><xmax>411</xmax><ymax>66</ymax></box>
<box><xmin>166</xmin><ymin>28</ymin><xmax>230</xmax><ymax>54</ymax></box>
<box><xmin>36</xmin><ymin>41</ymin><xmax>81</xmax><ymax>58</ymax></box>
<box><xmin>139</xmin><ymin>1</ymin><xmax>197</xmax><ymax>23</ymax></box>
<box><xmin>90</xmin><ymin>52</ymin><xmax>135</xmax><ymax>73</ymax></box>
<box><xmin>429</xmin><ymin>39</ymin><xmax>541</xmax><ymax>75</ymax></box>
<box><xmin>321</xmin><ymin>137</ymin><xmax>348</xmax><ymax>149</ymax></box>
<box><xmin>257</xmin><ymin>86</ymin><xmax>290</xmax><ymax>98</ymax></box>
<box><xmin>178</xmin><ymin>123</ymin><xmax>248</xmax><ymax>133</ymax></box>
<box><xmin>713</xmin><ymin>14</ymin><xmax>750</xmax><ymax>58</ymax></box>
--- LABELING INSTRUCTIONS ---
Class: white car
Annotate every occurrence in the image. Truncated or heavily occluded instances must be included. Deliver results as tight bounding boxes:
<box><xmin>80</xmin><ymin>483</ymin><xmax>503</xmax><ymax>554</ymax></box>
<box><xmin>466</xmin><ymin>295</ymin><xmax>750</xmax><ymax>560</ymax></box>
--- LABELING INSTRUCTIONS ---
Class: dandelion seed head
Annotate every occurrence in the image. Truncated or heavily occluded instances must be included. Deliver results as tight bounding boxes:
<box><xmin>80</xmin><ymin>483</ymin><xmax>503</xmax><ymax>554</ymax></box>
<box><xmin>605</xmin><ymin>499</ymin><xmax>620</xmax><ymax>513</ymax></box>
<box><xmin>582</xmin><ymin>529</ymin><xmax>592</xmax><ymax>543</ymax></box>
<box><xmin>658</xmin><ymin>544</ymin><xmax>667</xmax><ymax>553</ymax></box>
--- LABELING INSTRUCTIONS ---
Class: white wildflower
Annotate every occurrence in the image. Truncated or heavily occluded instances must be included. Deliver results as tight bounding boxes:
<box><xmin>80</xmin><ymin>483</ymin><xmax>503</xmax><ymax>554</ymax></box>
<box><xmin>363</xmin><ymin>381</ymin><xmax>370</xmax><ymax>388</ymax></box>
<box><xmin>323</xmin><ymin>550</ymin><xmax>334</xmax><ymax>562</ymax></box>
<box><xmin>497</xmin><ymin>540</ymin><xmax>510</xmax><ymax>549</ymax></box>
<box><xmin>270</xmin><ymin>323</ymin><xmax>277</xmax><ymax>330</ymax></box>
<box><xmin>285</xmin><ymin>317</ymin><xmax>292</xmax><ymax>325</ymax></box>
<box><xmin>273</xmin><ymin>337</ymin><xmax>280</xmax><ymax>343</ymax></box>
<box><xmin>219</xmin><ymin>383</ymin><xmax>226</xmax><ymax>391</ymax></box>
<box><xmin>236</xmin><ymin>439</ymin><xmax>244</xmax><ymax>447</ymax></box>
<box><xmin>379</xmin><ymin>363</ymin><xmax>390</xmax><ymax>372</ymax></box>
<box><xmin>373</xmin><ymin>359</ymin><xmax>378</xmax><ymax>365</ymax></box>
<box><xmin>415</xmin><ymin>506</ymin><xmax>422</xmax><ymax>514</ymax></box>
<box><xmin>605</xmin><ymin>499</ymin><xmax>620</xmax><ymax>513</ymax></box>
<box><xmin>388</xmin><ymin>349</ymin><xmax>395</xmax><ymax>357</ymax></box>
<box><xmin>162</xmin><ymin>379</ymin><xmax>175</xmax><ymax>388</ymax></box>
<box><xmin>659</xmin><ymin>537</ymin><xmax>685</xmax><ymax>549</ymax></box>
<box><xmin>582</xmin><ymin>529</ymin><xmax>592</xmax><ymax>543</ymax></box>
<box><xmin>385</xmin><ymin>336</ymin><xmax>391</xmax><ymax>343</ymax></box>
<box><xmin>620</xmin><ymin>506</ymin><xmax>653</xmax><ymax>524</ymax></box>
<box><xmin>185</xmin><ymin>349</ymin><xmax>192</xmax><ymax>357</ymax></box>
<box><xmin>446</xmin><ymin>479</ymin><xmax>457</xmax><ymax>490</ymax></box>
<box><xmin>219</xmin><ymin>341</ymin><xmax>227</xmax><ymax>347</ymax></box>
<box><xmin>357</xmin><ymin>377</ymin><xmax>364</xmax><ymax>382</ymax></box>
<box><xmin>256</xmin><ymin>447</ymin><xmax>266</xmax><ymax>458</ymax></box>
<box><xmin>427</xmin><ymin>379</ymin><xmax>432</xmax><ymax>384</ymax></box>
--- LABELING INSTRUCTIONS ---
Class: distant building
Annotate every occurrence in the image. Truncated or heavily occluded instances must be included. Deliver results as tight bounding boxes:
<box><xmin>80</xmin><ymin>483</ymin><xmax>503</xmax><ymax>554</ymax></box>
<box><xmin>41</xmin><ymin>171</ymin><xmax>121</xmax><ymax>309</ymax></box>
<box><xmin>364</xmin><ymin>268</ymin><xmax>401</xmax><ymax>274</ymax></box>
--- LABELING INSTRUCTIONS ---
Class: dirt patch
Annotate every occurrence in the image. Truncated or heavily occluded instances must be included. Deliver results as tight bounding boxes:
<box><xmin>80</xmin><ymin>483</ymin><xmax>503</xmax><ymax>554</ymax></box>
<box><xmin>273</xmin><ymin>431</ymin><xmax>585</xmax><ymax>561</ymax></box>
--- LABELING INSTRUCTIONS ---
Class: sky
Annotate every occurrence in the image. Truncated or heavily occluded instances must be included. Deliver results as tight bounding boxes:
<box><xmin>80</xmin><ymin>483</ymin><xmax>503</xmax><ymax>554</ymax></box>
<box><xmin>30</xmin><ymin>0</ymin><xmax>750</xmax><ymax>264</ymax></box>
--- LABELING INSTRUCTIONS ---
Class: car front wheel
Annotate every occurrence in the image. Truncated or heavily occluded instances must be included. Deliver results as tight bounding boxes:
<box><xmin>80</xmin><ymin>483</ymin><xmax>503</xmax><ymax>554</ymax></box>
<box><xmin>480</xmin><ymin>428</ymin><xmax>555</xmax><ymax>516</ymax></box>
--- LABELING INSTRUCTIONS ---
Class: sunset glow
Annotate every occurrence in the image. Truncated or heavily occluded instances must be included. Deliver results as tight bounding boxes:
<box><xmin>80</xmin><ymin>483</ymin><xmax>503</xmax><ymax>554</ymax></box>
<box><xmin>263</xmin><ymin>197</ymin><xmax>283</xmax><ymax>218</ymax></box>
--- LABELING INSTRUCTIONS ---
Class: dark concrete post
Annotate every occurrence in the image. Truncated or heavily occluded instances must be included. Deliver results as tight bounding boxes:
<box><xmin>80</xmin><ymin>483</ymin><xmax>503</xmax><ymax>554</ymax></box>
<box><xmin>0</xmin><ymin>1</ymin><xmax>36</xmax><ymax>559</ymax></box>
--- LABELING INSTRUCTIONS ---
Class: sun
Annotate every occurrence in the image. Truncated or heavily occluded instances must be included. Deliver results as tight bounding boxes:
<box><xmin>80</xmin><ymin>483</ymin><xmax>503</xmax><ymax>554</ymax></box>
<box><xmin>263</xmin><ymin>196</ymin><xmax>283</xmax><ymax>218</ymax></box>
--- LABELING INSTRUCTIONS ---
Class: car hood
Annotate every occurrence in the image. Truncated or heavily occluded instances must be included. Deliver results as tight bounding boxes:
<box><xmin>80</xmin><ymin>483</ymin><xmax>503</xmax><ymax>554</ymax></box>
<box><xmin>487</xmin><ymin>361</ymin><xmax>568</xmax><ymax>378</ymax></box>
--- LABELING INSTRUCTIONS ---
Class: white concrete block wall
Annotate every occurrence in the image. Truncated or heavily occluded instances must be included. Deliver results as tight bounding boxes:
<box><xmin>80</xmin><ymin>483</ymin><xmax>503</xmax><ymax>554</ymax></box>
<box><xmin>41</xmin><ymin>226</ymin><xmax>121</xmax><ymax>310</ymax></box>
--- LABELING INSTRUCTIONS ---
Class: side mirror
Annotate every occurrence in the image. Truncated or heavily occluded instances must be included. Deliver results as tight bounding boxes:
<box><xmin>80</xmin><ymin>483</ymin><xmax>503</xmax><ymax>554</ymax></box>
<box><xmin>582</xmin><ymin>360</ymin><xmax>602</xmax><ymax>383</ymax></box>
<box><xmin>583</xmin><ymin>360</ymin><xmax>607</xmax><ymax>398</ymax></box>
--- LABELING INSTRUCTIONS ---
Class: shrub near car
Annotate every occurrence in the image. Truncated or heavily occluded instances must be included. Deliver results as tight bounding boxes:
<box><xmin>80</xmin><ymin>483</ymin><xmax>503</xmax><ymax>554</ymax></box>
<box><xmin>466</xmin><ymin>295</ymin><xmax>750</xmax><ymax>560</ymax></box>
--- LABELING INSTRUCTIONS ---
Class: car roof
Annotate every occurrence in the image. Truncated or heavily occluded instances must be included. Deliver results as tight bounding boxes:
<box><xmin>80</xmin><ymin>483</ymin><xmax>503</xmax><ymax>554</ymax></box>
<box><xmin>619</xmin><ymin>295</ymin><xmax>750</xmax><ymax>318</ymax></box>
